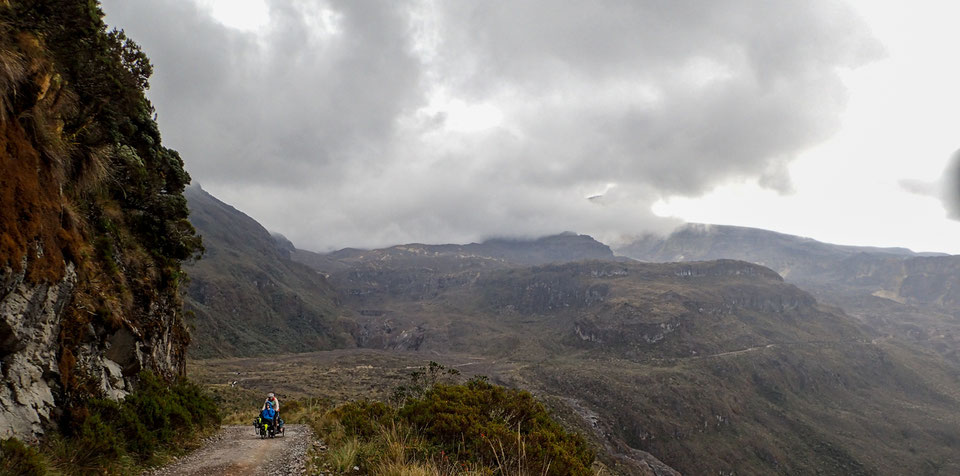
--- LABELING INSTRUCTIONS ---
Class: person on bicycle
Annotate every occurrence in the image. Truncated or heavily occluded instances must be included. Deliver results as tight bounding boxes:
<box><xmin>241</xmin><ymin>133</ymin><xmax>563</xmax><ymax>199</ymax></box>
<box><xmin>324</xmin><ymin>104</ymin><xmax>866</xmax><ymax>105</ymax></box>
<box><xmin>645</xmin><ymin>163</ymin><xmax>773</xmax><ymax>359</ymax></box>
<box><xmin>262</xmin><ymin>393</ymin><xmax>280</xmax><ymax>431</ymax></box>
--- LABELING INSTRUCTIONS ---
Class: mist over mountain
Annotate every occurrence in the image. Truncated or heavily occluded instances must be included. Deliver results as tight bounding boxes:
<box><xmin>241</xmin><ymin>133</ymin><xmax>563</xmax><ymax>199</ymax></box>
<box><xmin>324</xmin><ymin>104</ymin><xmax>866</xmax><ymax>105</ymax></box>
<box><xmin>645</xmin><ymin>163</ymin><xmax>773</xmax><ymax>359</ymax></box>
<box><xmin>177</xmin><ymin>190</ymin><xmax>960</xmax><ymax>474</ymax></box>
<box><xmin>100</xmin><ymin>0</ymin><xmax>884</xmax><ymax>251</ymax></box>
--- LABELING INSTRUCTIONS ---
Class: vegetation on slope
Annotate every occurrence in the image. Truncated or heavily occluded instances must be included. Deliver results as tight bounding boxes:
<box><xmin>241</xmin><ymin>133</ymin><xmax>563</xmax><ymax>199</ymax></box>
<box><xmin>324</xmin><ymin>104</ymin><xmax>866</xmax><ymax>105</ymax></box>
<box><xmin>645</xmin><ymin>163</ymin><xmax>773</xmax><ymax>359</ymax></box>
<box><xmin>0</xmin><ymin>0</ymin><xmax>217</xmax><ymax>471</ymax></box>
<box><xmin>183</xmin><ymin>186</ymin><xmax>354</xmax><ymax>357</ymax></box>
<box><xmin>0</xmin><ymin>372</ymin><xmax>221</xmax><ymax>475</ymax></box>
<box><xmin>274</xmin><ymin>253</ymin><xmax>960</xmax><ymax>474</ymax></box>
<box><xmin>0</xmin><ymin>0</ymin><xmax>201</xmax><ymax>394</ymax></box>
<box><xmin>271</xmin><ymin>363</ymin><xmax>596</xmax><ymax>476</ymax></box>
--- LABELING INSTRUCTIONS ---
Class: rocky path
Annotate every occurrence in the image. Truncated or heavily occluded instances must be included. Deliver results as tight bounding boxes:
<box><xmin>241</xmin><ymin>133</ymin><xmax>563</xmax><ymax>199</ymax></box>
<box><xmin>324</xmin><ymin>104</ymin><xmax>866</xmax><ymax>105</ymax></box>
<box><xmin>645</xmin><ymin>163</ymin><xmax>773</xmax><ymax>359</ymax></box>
<box><xmin>145</xmin><ymin>424</ymin><xmax>312</xmax><ymax>476</ymax></box>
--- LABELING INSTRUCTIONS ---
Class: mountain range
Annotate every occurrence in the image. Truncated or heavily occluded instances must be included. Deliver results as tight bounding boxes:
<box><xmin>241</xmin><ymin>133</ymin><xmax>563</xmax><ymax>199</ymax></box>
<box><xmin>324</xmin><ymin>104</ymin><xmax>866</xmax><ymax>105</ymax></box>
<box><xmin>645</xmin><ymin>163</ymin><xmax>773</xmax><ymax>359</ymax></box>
<box><xmin>183</xmin><ymin>191</ymin><xmax>960</xmax><ymax>475</ymax></box>
<box><xmin>618</xmin><ymin>223</ymin><xmax>960</xmax><ymax>366</ymax></box>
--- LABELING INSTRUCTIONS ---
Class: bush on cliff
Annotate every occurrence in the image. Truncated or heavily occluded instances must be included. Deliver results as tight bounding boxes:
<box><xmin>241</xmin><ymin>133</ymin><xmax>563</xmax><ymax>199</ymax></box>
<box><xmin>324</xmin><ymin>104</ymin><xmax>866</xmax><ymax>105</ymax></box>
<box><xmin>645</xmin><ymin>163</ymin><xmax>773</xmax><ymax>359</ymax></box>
<box><xmin>63</xmin><ymin>372</ymin><xmax>221</xmax><ymax>467</ymax></box>
<box><xmin>0</xmin><ymin>372</ymin><xmax>222</xmax><ymax>475</ymax></box>
<box><xmin>0</xmin><ymin>438</ymin><xmax>46</xmax><ymax>476</ymax></box>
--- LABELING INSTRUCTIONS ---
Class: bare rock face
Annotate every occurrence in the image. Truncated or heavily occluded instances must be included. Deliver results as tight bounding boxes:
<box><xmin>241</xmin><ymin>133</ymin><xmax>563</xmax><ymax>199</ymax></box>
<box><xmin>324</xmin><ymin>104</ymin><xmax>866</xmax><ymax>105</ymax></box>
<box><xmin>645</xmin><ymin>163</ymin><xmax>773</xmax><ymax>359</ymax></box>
<box><xmin>0</xmin><ymin>259</ymin><xmax>187</xmax><ymax>438</ymax></box>
<box><xmin>0</xmin><ymin>260</ymin><xmax>74</xmax><ymax>437</ymax></box>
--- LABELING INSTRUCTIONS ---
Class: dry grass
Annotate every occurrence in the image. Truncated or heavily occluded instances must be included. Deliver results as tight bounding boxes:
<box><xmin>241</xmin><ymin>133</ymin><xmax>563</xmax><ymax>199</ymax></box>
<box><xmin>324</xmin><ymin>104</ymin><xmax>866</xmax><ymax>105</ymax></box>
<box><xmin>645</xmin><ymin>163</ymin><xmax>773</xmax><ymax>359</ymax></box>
<box><xmin>373</xmin><ymin>461</ymin><xmax>442</xmax><ymax>476</ymax></box>
<box><xmin>328</xmin><ymin>437</ymin><xmax>360</xmax><ymax>472</ymax></box>
<box><xmin>306</xmin><ymin>406</ymin><xmax>595</xmax><ymax>476</ymax></box>
<box><xmin>0</xmin><ymin>117</ymin><xmax>82</xmax><ymax>282</ymax></box>
<box><xmin>0</xmin><ymin>45</ymin><xmax>25</xmax><ymax>121</ymax></box>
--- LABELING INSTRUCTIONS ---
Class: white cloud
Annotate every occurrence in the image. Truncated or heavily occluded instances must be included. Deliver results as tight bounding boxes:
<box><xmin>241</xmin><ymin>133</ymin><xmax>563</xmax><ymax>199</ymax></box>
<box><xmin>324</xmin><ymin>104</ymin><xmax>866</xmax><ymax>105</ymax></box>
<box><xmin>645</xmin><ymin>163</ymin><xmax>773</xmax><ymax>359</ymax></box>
<box><xmin>104</xmin><ymin>0</ymin><xmax>882</xmax><ymax>251</ymax></box>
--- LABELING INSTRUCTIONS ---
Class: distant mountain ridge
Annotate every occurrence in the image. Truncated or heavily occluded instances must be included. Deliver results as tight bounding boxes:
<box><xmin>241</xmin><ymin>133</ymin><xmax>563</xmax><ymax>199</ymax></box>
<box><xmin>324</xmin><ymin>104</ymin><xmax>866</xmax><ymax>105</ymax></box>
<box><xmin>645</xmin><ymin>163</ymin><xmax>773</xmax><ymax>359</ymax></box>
<box><xmin>617</xmin><ymin>223</ymin><xmax>960</xmax><ymax>364</ymax></box>
<box><xmin>616</xmin><ymin>223</ymin><xmax>955</xmax><ymax>296</ymax></box>
<box><xmin>619</xmin><ymin>224</ymin><xmax>943</xmax><ymax>276</ymax></box>
<box><xmin>291</xmin><ymin>231</ymin><xmax>618</xmax><ymax>274</ymax></box>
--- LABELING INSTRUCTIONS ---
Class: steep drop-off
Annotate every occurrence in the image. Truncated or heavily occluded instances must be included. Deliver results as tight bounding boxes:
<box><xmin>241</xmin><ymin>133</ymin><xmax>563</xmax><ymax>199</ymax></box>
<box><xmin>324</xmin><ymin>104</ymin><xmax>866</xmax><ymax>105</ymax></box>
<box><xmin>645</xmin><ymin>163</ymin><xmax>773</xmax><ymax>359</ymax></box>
<box><xmin>1</xmin><ymin>1</ymin><xmax>200</xmax><ymax>437</ymax></box>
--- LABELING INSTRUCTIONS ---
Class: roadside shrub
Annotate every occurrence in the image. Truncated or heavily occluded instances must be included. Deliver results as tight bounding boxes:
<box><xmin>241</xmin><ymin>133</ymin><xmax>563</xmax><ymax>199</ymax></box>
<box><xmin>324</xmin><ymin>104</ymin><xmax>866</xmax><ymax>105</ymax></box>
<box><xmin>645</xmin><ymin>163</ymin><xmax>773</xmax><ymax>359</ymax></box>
<box><xmin>62</xmin><ymin>371</ymin><xmax>221</xmax><ymax>468</ymax></box>
<box><xmin>74</xmin><ymin>407</ymin><xmax>124</xmax><ymax>461</ymax></box>
<box><xmin>317</xmin><ymin>376</ymin><xmax>595</xmax><ymax>475</ymax></box>
<box><xmin>329</xmin><ymin>437</ymin><xmax>361</xmax><ymax>472</ymax></box>
<box><xmin>332</xmin><ymin>400</ymin><xmax>396</xmax><ymax>439</ymax></box>
<box><xmin>0</xmin><ymin>438</ymin><xmax>47</xmax><ymax>476</ymax></box>
<box><xmin>401</xmin><ymin>378</ymin><xmax>595</xmax><ymax>476</ymax></box>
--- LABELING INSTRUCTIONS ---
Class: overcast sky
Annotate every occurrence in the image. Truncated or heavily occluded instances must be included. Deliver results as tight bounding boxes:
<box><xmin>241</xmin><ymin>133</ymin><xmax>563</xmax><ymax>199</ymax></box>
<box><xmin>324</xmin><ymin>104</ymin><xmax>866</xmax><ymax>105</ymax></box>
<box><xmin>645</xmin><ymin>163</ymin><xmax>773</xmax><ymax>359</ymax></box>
<box><xmin>102</xmin><ymin>0</ymin><xmax>960</xmax><ymax>253</ymax></box>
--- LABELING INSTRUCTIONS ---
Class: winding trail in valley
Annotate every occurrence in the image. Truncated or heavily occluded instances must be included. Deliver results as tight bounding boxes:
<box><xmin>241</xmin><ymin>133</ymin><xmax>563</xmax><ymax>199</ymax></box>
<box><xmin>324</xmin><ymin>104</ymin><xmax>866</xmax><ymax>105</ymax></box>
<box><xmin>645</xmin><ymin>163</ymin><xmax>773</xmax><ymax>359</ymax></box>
<box><xmin>144</xmin><ymin>424</ymin><xmax>312</xmax><ymax>476</ymax></box>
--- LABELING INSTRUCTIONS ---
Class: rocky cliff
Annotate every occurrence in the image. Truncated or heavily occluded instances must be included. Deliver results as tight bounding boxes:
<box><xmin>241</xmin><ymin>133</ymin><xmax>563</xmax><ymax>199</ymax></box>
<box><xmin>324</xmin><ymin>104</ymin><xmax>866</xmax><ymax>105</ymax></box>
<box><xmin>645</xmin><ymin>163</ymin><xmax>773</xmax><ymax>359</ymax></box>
<box><xmin>0</xmin><ymin>1</ymin><xmax>200</xmax><ymax>437</ymax></box>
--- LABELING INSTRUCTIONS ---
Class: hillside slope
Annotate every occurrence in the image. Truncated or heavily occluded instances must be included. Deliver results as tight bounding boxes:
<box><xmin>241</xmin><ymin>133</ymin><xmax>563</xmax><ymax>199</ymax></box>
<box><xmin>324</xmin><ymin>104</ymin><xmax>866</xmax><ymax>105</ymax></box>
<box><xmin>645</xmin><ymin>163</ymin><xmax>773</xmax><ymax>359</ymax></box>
<box><xmin>1</xmin><ymin>1</ymin><xmax>201</xmax><ymax>437</ymax></box>
<box><xmin>183</xmin><ymin>186</ymin><xmax>354</xmax><ymax>358</ymax></box>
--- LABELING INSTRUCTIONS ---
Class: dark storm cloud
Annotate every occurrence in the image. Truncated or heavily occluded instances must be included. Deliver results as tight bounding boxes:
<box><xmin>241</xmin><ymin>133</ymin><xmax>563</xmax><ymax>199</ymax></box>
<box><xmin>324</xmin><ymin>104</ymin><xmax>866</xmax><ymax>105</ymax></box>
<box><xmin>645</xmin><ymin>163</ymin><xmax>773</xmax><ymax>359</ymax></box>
<box><xmin>103</xmin><ymin>0</ymin><xmax>423</xmax><ymax>186</ymax></box>
<box><xmin>102</xmin><ymin>0</ymin><xmax>880</xmax><ymax>250</ymax></box>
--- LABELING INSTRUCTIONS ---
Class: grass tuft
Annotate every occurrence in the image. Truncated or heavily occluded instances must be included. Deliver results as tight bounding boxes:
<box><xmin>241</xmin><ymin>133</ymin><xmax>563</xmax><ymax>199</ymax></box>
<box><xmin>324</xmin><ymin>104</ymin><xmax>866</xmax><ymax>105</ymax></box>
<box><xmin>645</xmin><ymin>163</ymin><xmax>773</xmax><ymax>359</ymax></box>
<box><xmin>329</xmin><ymin>436</ymin><xmax>360</xmax><ymax>472</ymax></box>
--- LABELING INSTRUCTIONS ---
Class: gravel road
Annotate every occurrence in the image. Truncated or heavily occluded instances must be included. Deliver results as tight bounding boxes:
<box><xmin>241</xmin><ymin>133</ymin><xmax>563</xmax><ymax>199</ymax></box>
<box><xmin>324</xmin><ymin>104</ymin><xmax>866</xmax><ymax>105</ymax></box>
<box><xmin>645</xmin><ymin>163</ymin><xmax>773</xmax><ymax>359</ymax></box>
<box><xmin>144</xmin><ymin>424</ymin><xmax>312</xmax><ymax>476</ymax></box>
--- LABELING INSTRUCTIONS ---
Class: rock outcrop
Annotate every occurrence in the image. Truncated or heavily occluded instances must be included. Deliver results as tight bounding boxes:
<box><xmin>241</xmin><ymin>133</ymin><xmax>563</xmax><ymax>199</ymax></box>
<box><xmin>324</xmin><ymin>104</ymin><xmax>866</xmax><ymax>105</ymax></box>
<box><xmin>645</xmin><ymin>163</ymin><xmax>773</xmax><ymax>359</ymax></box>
<box><xmin>1</xmin><ymin>2</ymin><xmax>199</xmax><ymax>437</ymax></box>
<box><xmin>1</xmin><ymin>260</ymin><xmax>75</xmax><ymax>437</ymax></box>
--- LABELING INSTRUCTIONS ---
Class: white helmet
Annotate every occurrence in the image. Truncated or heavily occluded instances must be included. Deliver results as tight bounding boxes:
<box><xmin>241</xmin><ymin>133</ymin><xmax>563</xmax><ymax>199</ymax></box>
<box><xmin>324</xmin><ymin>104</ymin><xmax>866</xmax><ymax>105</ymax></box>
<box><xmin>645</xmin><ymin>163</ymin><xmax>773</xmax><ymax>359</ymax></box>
<box><xmin>268</xmin><ymin>392</ymin><xmax>275</xmax><ymax>398</ymax></box>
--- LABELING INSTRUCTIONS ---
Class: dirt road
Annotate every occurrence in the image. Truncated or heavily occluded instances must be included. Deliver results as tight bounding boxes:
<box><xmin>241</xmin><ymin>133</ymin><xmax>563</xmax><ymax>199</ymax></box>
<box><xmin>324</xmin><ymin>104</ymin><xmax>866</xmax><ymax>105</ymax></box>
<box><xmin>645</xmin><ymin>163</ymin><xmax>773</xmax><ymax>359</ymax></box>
<box><xmin>145</xmin><ymin>424</ymin><xmax>313</xmax><ymax>476</ymax></box>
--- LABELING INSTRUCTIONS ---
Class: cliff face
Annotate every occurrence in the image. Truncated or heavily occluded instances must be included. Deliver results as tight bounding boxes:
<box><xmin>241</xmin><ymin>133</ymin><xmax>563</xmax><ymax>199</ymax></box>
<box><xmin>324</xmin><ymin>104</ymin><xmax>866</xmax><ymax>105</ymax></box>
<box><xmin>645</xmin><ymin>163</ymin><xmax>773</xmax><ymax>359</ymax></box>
<box><xmin>0</xmin><ymin>260</ymin><xmax>76</xmax><ymax>437</ymax></box>
<box><xmin>0</xmin><ymin>1</ymin><xmax>199</xmax><ymax>437</ymax></box>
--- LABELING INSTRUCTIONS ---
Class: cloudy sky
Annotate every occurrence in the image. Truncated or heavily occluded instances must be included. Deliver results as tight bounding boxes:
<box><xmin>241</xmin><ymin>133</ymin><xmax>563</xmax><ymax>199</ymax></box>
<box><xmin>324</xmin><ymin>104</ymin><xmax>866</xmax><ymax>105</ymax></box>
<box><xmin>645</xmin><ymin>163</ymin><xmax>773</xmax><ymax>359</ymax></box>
<box><xmin>102</xmin><ymin>0</ymin><xmax>960</xmax><ymax>253</ymax></box>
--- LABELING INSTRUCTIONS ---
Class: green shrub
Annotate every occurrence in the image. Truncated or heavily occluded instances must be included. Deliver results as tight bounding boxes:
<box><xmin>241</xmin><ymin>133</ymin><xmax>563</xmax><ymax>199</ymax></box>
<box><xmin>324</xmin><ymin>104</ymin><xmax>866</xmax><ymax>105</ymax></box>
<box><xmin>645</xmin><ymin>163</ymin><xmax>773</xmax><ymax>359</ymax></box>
<box><xmin>329</xmin><ymin>437</ymin><xmax>361</xmax><ymax>472</ymax></box>
<box><xmin>400</xmin><ymin>378</ymin><xmax>595</xmax><ymax>476</ymax></box>
<box><xmin>319</xmin><ymin>377</ymin><xmax>595</xmax><ymax>475</ymax></box>
<box><xmin>62</xmin><ymin>371</ymin><xmax>221</xmax><ymax>468</ymax></box>
<box><xmin>74</xmin><ymin>409</ymin><xmax>125</xmax><ymax>467</ymax></box>
<box><xmin>0</xmin><ymin>438</ymin><xmax>47</xmax><ymax>476</ymax></box>
<box><xmin>332</xmin><ymin>400</ymin><xmax>396</xmax><ymax>439</ymax></box>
